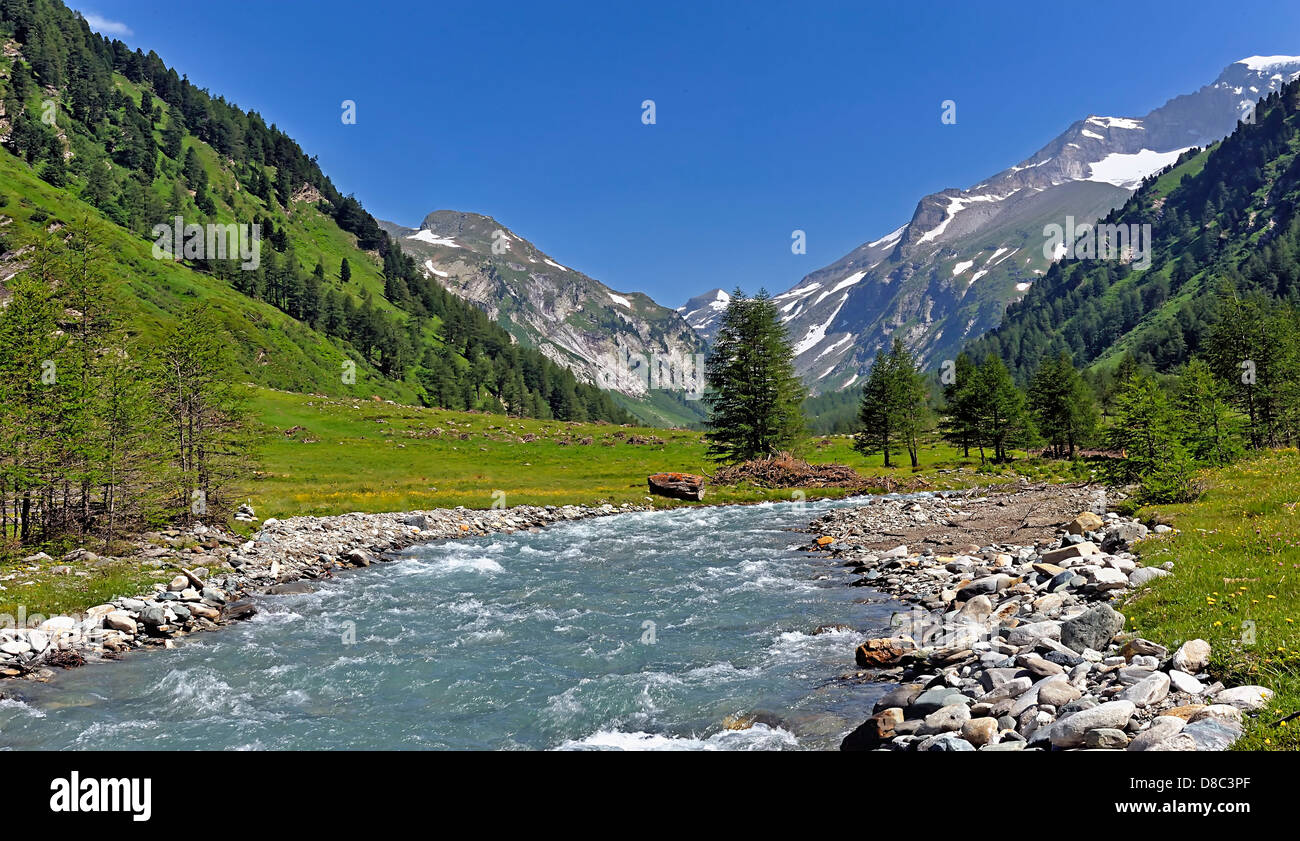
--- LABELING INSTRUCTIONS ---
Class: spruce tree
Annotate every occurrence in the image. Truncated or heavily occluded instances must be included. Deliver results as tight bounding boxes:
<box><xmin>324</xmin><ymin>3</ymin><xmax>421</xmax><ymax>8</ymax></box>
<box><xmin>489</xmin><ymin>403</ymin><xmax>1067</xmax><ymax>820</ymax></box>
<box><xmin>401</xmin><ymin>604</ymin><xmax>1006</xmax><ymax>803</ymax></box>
<box><xmin>704</xmin><ymin>288</ymin><xmax>806</xmax><ymax>462</ymax></box>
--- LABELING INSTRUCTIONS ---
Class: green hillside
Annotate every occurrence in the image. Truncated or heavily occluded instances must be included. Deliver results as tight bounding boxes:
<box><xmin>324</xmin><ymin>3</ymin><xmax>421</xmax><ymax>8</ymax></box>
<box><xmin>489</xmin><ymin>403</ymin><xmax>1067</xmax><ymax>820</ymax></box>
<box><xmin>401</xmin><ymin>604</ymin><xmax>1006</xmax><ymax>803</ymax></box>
<box><xmin>0</xmin><ymin>0</ymin><xmax>630</xmax><ymax>425</ymax></box>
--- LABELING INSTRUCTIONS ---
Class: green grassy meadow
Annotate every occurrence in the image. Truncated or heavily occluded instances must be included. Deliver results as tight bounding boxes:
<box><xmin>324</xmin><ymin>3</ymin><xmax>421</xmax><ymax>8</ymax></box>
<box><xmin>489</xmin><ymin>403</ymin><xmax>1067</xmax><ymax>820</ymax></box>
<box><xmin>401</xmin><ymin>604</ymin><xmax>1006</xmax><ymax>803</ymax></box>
<box><xmin>244</xmin><ymin>387</ymin><xmax>1059</xmax><ymax>519</ymax></box>
<box><xmin>1123</xmin><ymin>448</ymin><xmax>1300</xmax><ymax>750</ymax></box>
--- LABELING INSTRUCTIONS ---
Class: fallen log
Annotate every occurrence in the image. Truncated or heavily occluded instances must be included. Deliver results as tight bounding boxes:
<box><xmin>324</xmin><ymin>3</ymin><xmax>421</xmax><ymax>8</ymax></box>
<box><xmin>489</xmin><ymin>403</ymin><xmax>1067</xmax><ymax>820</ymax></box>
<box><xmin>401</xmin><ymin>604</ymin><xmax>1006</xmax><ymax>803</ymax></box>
<box><xmin>648</xmin><ymin>472</ymin><xmax>706</xmax><ymax>501</ymax></box>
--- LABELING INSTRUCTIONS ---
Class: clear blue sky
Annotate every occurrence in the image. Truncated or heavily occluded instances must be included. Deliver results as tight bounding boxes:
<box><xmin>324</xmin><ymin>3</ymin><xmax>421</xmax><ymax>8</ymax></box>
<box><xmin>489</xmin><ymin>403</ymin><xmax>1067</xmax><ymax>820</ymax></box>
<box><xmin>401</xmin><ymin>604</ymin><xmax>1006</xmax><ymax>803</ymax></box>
<box><xmin>78</xmin><ymin>0</ymin><xmax>1300</xmax><ymax>306</ymax></box>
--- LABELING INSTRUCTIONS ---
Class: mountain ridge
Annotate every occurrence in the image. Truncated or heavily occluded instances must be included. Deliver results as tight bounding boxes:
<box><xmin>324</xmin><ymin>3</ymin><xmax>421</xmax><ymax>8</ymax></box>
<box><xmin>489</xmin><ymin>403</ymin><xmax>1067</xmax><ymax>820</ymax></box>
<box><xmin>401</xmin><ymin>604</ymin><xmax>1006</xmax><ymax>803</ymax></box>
<box><xmin>385</xmin><ymin>208</ymin><xmax>707</xmax><ymax>400</ymax></box>
<box><xmin>687</xmin><ymin>55</ymin><xmax>1300</xmax><ymax>393</ymax></box>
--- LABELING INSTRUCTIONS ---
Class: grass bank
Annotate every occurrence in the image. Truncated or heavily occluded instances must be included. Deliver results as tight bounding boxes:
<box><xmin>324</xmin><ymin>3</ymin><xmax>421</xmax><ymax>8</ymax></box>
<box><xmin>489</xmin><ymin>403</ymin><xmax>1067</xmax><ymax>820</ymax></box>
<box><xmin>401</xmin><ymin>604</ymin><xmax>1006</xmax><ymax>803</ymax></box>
<box><xmin>1123</xmin><ymin>449</ymin><xmax>1300</xmax><ymax>750</ymax></box>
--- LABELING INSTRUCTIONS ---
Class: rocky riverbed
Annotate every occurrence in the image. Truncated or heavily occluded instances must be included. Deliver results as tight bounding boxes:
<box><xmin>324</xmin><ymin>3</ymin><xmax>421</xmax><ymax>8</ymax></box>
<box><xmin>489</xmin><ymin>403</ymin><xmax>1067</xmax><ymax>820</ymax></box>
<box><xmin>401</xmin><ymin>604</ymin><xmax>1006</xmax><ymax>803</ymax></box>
<box><xmin>800</xmin><ymin>485</ymin><xmax>1272</xmax><ymax>751</ymax></box>
<box><xmin>0</xmin><ymin>502</ymin><xmax>645</xmax><ymax>681</ymax></box>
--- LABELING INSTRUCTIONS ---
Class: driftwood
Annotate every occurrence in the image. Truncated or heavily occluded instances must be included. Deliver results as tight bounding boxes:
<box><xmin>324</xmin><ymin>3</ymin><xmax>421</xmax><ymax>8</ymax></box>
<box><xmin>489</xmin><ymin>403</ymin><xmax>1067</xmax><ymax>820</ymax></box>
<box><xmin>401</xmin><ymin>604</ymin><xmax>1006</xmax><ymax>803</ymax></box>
<box><xmin>709</xmin><ymin>451</ymin><xmax>932</xmax><ymax>492</ymax></box>
<box><xmin>710</xmin><ymin>452</ymin><xmax>864</xmax><ymax>488</ymax></box>
<box><xmin>648</xmin><ymin>472</ymin><xmax>706</xmax><ymax>501</ymax></box>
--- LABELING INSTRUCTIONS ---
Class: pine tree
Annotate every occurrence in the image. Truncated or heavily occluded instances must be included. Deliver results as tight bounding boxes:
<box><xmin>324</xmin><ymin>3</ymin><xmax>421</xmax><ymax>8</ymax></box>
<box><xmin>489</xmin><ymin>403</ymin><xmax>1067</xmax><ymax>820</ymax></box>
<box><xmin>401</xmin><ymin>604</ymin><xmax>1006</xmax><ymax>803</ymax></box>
<box><xmin>973</xmin><ymin>356</ymin><xmax>1034</xmax><ymax>463</ymax></box>
<box><xmin>153</xmin><ymin>306</ymin><xmax>251</xmax><ymax>524</ymax></box>
<box><xmin>162</xmin><ymin>115</ymin><xmax>185</xmax><ymax>160</ymax></box>
<box><xmin>1028</xmin><ymin>351</ymin><xmax>1098</xmax><ymax>458</ymax></box>
<box><xmin>939</xmin><ymin>353</ymin><xmax>979</xmax><ymax>457</ymax></box>
<box><xmin>854</xmin><ymin>338</ymin><xmax>929</xmax><ymax>468</ymax></box>
<box><xmin>1173</xmin><ymin>358</ymin><xmax>1243</xmax><ymax>465</ymax></box>
<box><xmin>1106</xmin><ymin>374</ymin><xmax>1198</xmax><ymax>503</ymax></box>
<box><xmin>1207</xmin><ymin>290</ymin><xmax>1300</xmax><ymax>448</ymax></box>
<box><xmin>704</xmin><ymin>288</ymin><xmax>806</xmax><ymax>462</ymax></box>
<box><xmin>340</xmin><ymin>257</ymin><xmax>351</xmax><ymax>283</ymax></box>
<box><xmin>182</xmin><ymin>146</ymin><xmax>206</xmax><ymax>189</ymax></box>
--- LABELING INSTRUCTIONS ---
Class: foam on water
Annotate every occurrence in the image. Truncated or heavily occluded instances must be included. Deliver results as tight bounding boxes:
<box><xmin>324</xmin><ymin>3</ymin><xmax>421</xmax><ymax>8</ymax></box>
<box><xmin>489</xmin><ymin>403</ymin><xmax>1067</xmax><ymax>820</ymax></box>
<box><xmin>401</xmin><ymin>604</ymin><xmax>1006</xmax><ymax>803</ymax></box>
<box><xmin>556</xmin><ymin>723</ymin><xmax>799</xmax><ymax>751</ymax></box>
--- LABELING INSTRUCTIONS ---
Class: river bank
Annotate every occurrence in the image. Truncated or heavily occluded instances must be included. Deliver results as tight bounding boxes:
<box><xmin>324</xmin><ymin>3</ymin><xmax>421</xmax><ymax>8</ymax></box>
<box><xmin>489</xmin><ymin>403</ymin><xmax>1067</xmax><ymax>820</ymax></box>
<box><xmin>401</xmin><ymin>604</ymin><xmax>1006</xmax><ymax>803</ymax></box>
<box><xmin>800</xmin><ymin>483</ymin><xmax>1274</xmax><ymax>751</ymax></box>
<box><xmin>0</xmin><ymin>502</ymin><xmax>647</xmax><ymax>683</ymax></box>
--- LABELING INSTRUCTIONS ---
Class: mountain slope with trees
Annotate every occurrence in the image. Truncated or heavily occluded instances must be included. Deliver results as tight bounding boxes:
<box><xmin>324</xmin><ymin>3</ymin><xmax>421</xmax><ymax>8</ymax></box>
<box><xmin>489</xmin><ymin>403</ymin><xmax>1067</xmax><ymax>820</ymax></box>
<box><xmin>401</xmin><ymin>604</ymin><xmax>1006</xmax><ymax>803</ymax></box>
<box><xmin>967</xmin><ymin>75</ymin><xmax>1300</xmax><ymax>391</ymax></box>
<box><xmin>0</xmin><ymin>0</ymin><xmax>630</xmax><ymax>424</ymax></box>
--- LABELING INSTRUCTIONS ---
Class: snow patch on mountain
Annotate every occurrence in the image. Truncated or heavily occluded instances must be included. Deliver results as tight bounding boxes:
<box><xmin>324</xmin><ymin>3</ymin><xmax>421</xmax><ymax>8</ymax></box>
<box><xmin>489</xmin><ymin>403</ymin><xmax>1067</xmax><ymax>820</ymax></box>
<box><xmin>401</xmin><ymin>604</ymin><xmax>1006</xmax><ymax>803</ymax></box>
<box><xmin>409</xmin><ymin>230</ymin><xmax>461</xmax><ymax>248</ymax></box>
<box><xmin>814</xmin><ymin>271</ymin><xmax>866</xmax><ymax>304</ymax></box>
<box><xmin>868</xmin><ymin>225</ymin><xmax>906</xmax><ymax>248</ymax></box>
<box><xmin>1086</xmin><ymin>116</ymin><xmax>1144</xmax><ymax>130</ymax></box>
<box><xmin>792</xmin><ymin>297</ymin><xmax>847</xmax><ymax>356</ymax></box>
<box><xmin>1088</xmin><ymin>147</ymin><xmax>1191</xmax><ymax>188</ymax></box>
<box><xmin>1238</xmin><ymin>55</ymin><xmax>1300</xmax><ymax>73</ymax></box>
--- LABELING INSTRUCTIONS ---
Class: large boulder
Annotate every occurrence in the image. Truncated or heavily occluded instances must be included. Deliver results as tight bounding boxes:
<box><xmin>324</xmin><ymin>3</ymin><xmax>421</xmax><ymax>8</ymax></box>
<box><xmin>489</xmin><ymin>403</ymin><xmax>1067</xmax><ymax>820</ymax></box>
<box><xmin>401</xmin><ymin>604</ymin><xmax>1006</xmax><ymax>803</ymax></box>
<box><xmin>1182</xmin><ymin>718</ymin><xmax>1243</xmax><ymax>751</ymax></box>
<box><xmin>1128</xmin><ymin>567</ymin><xmax>1170</xmax><ymax>587</ymax></box>
<box><xmin>1127</xmin><ymin>716</ymin><xmax>1186</xmax><ymax>751</ymax></box>
<box><xmin>1041</xmin><ymin>542</ymin><xmax>1100</xmax><ymax>565</ymax></box>
<box><xmin>1067</xmin><ymin>512</ymin><xmax>1105</xmax><ymax>535</ymax></box>
<box><xmin>840</xmin><ymin>709</ymin><xmax>903</xmax><ymax>751</ymax></box>
<box><xmin>220</xmin><ymin>600</ymin><xmax>258</xmax><ymax>622</ymax></box>
<box><xmin>1060</xmin><ymin>603</ymin><xmax>1125</xmax><ymax>653</ymax></box>
<box><xmin>137</xmin><ymin>605</ymin><xmax>167</xmax><ymax>632</ymax></box>
<box><xmin>1006</xmin><ymin>621</ymin><xmax>1062</xmax><ymax>646</ymax></box>
<box><xmin>854</xmin><ymin>637</ymin><xmax>915</xmax><ymax>669</ymax></box>
<box><xmin>917</xmin><ymin>703</ymin><xmax>970</xmax><ymax>736</ymax></box>
<box><xmin>908</xmin><ymin>686</ymin><xmax>969</xmax><ymax>717</ymax></box>
<box><xmin>103</xmin><ymin>611</ymin><xmax>137</xmax><ymax>634</ymax></box>
<box><xmin>1102</xmin><ymin>521</ymin><xmax>1149</xmax><ymax>551</ymax></box>
<box><xmin>1046</xmin><ymin>700</ymin><xmax>1137</xmax><ymax>748</ymax></box>
<box><xmin>977</xmin><ymin>676</ymin><xmax>1033</xmax><ymax>704</ymax></box>
<box><xmin>954</xmin><ymin>595</ymin><xmax>993</xmax><ymax>624</ymax></box>
<box><xmin>961</xmin><ymin>717</ymin><xmax>999</xmax><ymax>747</ymax></box>
<box><xmin>1119</xmin><ymin>671</ymin><xmax>1171</xmax><ymax>707</ymax></box>
<box><xmin>1172</xmin><ymin>639</ymin><xmax>1211</xmax><ymax>674</ymax></box>
<box><xmin>873</xmin><ymin>684</ymin><xmax>923</xmax><ymax>713</ymax></box>
<box><xmin>1214</xmin><ymin>685</ymin><xmax>1274</xmax><ymax>711</ymax></box>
